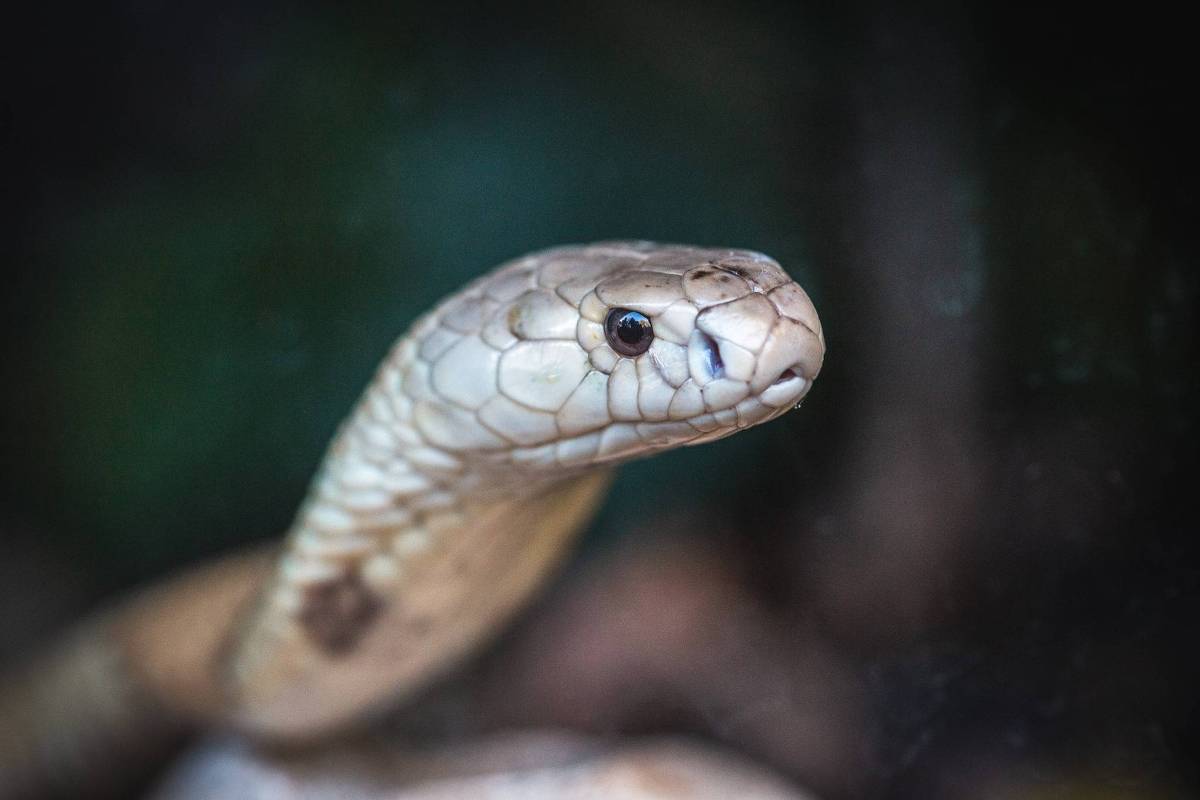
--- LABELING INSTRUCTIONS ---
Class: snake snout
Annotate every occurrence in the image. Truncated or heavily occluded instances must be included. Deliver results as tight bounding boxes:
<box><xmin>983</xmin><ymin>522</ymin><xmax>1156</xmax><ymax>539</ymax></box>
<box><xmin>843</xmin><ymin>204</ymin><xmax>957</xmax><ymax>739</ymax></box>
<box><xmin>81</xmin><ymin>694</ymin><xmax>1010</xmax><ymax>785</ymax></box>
<box><xmin>752</xmin><ymin>285</ymin><xmax>825</xmax><ymax>405</ymax></box>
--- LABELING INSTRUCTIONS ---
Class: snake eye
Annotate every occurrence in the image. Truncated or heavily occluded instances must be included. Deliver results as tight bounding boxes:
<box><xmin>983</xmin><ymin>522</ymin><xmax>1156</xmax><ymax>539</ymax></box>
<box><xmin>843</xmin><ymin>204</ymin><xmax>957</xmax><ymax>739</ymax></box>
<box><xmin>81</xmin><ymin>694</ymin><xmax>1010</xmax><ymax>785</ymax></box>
<box><xmin>604</xmin><ymin>308</ymin><xmax>654</xmax><ymax>357</ymax></box>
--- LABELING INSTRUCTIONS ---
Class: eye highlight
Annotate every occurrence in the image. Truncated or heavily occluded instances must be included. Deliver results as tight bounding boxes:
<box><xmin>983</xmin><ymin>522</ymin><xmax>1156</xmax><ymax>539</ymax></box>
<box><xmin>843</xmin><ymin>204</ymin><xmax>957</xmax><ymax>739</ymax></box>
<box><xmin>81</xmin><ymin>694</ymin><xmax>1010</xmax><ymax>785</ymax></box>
<box><xmin>604</xmin><ymin>308</ymin><xmax>654</xmax><ymax>357</ymax></box>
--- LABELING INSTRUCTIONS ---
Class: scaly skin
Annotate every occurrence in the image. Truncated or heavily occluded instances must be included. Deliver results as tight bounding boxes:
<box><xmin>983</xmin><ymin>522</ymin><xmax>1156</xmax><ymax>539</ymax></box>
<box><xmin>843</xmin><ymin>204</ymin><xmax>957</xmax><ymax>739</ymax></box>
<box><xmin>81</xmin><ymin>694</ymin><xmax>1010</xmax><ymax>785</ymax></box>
<box><xmin>0</xmin><ymin>242</ymin><xmax>824</xmax><ymax>797</ymax></box>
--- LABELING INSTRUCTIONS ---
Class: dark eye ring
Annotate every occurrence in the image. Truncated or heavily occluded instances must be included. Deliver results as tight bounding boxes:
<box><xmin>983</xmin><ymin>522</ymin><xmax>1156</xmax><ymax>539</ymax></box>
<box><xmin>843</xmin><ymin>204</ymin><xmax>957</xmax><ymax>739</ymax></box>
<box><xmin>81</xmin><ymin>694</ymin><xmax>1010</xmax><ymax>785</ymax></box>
<box><xmin>604</xmin><ymin>308</ymin><xmax>654</xmax><ymax>357</ymax></box>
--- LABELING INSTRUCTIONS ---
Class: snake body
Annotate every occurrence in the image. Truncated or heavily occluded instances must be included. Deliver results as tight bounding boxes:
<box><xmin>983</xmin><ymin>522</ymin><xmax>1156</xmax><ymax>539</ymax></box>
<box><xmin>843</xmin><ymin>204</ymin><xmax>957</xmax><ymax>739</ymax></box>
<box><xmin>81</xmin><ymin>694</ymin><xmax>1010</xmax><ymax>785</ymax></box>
<box><xmin>0</xmin><ymin>242</ymin><xmax>824</xmax><ymax>796</ymax></box>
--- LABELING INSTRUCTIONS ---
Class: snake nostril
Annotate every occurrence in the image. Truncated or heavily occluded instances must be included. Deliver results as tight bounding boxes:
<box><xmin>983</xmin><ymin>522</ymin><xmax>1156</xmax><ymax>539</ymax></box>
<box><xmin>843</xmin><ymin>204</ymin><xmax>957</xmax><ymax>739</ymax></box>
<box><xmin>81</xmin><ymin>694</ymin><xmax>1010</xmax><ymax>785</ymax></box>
<box><xmin>698</xmin><ymin>332</ymin><xmax>724</xmax><ymax>380</ymax></box>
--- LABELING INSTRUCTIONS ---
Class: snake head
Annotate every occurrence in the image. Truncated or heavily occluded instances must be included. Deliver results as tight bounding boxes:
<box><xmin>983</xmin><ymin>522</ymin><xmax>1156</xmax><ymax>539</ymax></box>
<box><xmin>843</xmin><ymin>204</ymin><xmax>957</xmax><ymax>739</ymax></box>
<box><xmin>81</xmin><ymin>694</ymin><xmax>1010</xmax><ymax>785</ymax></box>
<box><xmin>395</xmin><ymin>242</ymin><xmax>824</xmax><ymax>470</ymax></box>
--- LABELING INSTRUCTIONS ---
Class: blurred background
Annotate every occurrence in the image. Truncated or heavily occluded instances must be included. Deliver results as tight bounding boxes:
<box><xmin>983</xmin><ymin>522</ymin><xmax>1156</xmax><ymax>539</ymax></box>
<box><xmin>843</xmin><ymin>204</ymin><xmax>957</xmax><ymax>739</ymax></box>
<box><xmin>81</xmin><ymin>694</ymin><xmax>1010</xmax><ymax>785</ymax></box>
<box><xmin>2</xmin><ymin>2</ymin><xmax>1196</xmax><ymax>798</ymax></box>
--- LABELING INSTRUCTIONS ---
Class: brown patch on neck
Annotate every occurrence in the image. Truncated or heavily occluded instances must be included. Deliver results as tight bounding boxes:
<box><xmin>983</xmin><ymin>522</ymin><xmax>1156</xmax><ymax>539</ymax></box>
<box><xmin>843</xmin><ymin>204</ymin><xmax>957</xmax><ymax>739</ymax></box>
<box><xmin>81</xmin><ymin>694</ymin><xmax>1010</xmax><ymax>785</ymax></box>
<box><xmin>297</xmin><ymin>570</ymin><xmax>383</xmax><ymax>656</ymax></box>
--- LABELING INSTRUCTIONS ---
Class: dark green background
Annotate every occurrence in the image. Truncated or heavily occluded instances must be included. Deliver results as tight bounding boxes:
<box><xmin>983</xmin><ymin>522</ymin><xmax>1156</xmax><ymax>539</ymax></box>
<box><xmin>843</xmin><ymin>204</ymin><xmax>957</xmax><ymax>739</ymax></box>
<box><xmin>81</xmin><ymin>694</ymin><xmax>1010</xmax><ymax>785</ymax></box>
<box><xmin>2</xmin><ymin>3</ymin><xmax>1196</xmax><ymax>798</ymax></box>
<box><xmin>3</xmin><ymin>3</ymin><xmax>836</xmax><ymax>579</ymax></box>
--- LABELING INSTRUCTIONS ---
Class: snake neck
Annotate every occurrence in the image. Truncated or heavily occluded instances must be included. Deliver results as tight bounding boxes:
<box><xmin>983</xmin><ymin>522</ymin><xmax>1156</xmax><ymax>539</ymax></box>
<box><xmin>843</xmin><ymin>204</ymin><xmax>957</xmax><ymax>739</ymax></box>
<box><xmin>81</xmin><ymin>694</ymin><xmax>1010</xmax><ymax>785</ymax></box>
<box><xmin>284</xmin><ymin>344</ymin><xmax>575</xmax><ymax>597</ymax></box>
<box><xmin>219</xmin><ymin>347</ymin><xmax>607</xmax><ymax>737</ymax></box>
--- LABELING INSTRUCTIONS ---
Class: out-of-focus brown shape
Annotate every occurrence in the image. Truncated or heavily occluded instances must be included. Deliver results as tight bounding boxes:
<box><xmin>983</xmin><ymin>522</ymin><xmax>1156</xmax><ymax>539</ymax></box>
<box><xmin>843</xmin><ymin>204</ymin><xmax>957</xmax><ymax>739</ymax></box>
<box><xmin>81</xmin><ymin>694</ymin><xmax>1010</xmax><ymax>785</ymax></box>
<box><xmin>449</xmin><ymin>519</ymin><xmax>865</xmax><ymax>798</ymax></box>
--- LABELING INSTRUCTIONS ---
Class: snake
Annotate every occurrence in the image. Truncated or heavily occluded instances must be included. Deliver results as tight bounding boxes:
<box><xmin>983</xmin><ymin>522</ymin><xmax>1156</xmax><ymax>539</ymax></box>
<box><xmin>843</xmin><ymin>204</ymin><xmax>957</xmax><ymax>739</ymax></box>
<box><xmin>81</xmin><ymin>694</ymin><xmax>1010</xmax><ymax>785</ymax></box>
<box><xmin>0</xmin><ymin>241</ymin><xmax>824</xmax><ymax>798</ymax></box>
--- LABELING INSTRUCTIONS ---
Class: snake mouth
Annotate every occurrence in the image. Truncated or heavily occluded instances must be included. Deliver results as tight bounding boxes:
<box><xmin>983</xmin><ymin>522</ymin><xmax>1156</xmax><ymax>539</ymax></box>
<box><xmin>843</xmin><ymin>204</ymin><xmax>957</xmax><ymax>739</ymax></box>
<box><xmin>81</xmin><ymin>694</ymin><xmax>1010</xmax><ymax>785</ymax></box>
<box><xmin>772</xmin><ymin>367</ymin><xmax>799</xmax><ymax>385</ymax></box>
<box><xmin>760</xmin><ymin>365</ymin><xmax>808</xmax><ymax>407</ymax></box>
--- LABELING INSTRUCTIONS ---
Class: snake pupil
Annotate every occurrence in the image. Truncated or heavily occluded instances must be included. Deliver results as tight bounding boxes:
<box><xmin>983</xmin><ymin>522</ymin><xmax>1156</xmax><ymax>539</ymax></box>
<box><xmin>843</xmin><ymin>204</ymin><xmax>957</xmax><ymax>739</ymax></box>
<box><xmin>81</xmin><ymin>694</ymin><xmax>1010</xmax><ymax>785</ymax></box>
<box><xmin>605</xmin><ymin>308</ymin><xmax>654</xmax><ymax>357</ymax></box>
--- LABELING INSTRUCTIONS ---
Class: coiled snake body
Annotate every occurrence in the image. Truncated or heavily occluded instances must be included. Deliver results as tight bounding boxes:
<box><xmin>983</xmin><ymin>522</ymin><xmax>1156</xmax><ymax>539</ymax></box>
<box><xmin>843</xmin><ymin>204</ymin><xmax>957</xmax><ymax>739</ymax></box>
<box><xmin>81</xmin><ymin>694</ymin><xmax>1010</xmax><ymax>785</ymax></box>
<box><xmin>0</xmin><ymin>242</ymin><xmax>824</xmax><ymax>797</ymax></box>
